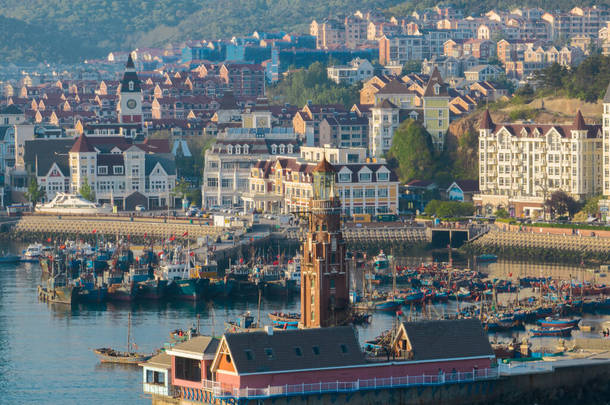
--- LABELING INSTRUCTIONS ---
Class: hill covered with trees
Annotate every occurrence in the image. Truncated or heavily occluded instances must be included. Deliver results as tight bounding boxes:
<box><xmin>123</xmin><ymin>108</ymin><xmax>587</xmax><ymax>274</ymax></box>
<box><xmin>0</xmin><ymin>0</ymin><xmax>598</xmax><ymax>63</ymax></box>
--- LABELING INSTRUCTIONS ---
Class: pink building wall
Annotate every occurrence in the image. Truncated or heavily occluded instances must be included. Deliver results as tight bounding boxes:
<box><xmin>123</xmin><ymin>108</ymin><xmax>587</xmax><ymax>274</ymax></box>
<box><xmin>171</xmin><ymin>357</ymin><xmax>214</xmax><ymax>389</ymax></box>
<box><xmin>215</xmin><ymin>358</ymin><xmax>493</xmax><ymax>389</ymax></box>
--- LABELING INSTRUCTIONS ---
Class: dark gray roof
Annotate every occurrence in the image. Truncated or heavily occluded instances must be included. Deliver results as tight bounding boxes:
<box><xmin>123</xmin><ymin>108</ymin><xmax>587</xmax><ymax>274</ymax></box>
<box><xmin>145</xmin><ymin>154</ymin><xmax>176</xmax><ymax>176</ymax></box>
<box><xmin>172</xmin><ymin>336</ymin><xmax>220</xmax><ymax>356</ymax></box>
<box><xmin>401</xmin><ymin>319</ymin><xmax>493</xmax><ymax>361</ymax></box>
<box><xmin>24</xmin><ymin>139</ymin><xmax>73</xmax><ymax>176</ymax></box>
<box><xmin>224</xmin><ymin>326</ymin><xmax>365</xmax><ymax>374</ymax></box>
<box><xmin>0</xmin><ymin>104</ymin><xmax>23</xmax><ymax>115</ymax></box>
<box><xmin>142</xmin><ymin>352</ymin><xmax>172</xmax><ymax>369</ymax></box>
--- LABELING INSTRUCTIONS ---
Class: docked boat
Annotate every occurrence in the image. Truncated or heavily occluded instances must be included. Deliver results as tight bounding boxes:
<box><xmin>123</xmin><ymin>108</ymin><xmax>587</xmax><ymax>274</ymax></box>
<box><xmin>24</xmin><ymin>243</ymin><xmax>45</xmax><ymax>259</ymax></box>
<box><xmin>35</xmin><ymin>193</ymin><xmax>112</xmax><ymax>215</ymax></box>
<box><xmin>225</xmin><ymin>312</ymin><xmax>262</xmax><ymax>333</ymax></box>
<box><xmin>530</xmin><ymin>326</ymin><xmax>573</xmax><ymax>337</ymax></box>
<box><xmin>37</xmin><ymin>274</ymin><xmax>80</xmax><ymax>304</ymax></box>
<box><xmin>537</xmin><ymin>317</ymin><xmax>580</xmax><ymax>329</ymax></box>
<box><xmin>373</xmin><ymin>250</ymin><xmax>390</xmax><ymax>272</ymax></box>
<box><xmin>137</xmin><ymin>278</ymin><xmax>168</xmax><ymax>300</ymax></box>
<box><xmin>0</xmin><ymin>253</ymin><xmax>21</xmax><ymax>264</ymax></box>
<box><xmin>268</xmin><ymin>312</ymin><xmax>300</xmax><ymax>329</ymax></box>
<box><xmin>94</xmin><ymin>313</ymin><xmax>153</xmax><ymax>364</ymax></box>
<box><xmin>477</xmin><ymin>254</ymin><xmax>498</xmax><ymax>263</ymax></box>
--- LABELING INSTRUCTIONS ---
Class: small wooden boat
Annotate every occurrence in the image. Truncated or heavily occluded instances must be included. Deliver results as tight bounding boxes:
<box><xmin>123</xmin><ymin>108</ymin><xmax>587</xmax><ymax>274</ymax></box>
<box><xmin>94</xmin><ymin>313</ymin><xmax>153</xmax><ymax>364</ymax></box>
<box><xmin>93</xmin><ymin>348</ymin><xmax>152</xmax><ymax>364</ymax></box>
<box><xmin>268</xmin><ymin>312</ymin><xmax>300</xmax><ymax>329</ymax></box>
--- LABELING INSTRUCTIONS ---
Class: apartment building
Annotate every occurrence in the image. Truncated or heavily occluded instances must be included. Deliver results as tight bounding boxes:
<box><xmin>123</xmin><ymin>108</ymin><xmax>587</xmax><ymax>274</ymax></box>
<box><xmin>318</xmin><ymin>115</ymin><xmax>368</xmax><ymax>148</ymax></box>
<box><xmin>243</xmin><ymin>151</ymin><xmax>398</xmax><ymax>215</ymax></box>
<box><xmin>475</xmin><ymin>110</ymin><xmax>603</xmax><ymax>218</ymax></box>
<box><xmin>326</xmin><ymin>58</ymin><xmax>374</xmax><ymax>85</ymax></box>
<box><xmin>542</xmin><ymin>6</ymin><xmax>608</xmax><ymax>40</ymax></box>
<box><xmin>201</xmin><ymin>127</ymin><xmax>298</xmax><ymax>209</ymax></box>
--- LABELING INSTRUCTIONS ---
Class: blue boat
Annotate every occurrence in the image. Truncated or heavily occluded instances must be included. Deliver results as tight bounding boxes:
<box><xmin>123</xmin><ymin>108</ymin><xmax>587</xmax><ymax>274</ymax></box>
<box><xmin>531</xmin><ymin>326</ymin><xmax>573</xmax><ymax>337</ymax></box>
<box><xmin>537</xmin><ymin>318</ymin><xmax>580</xmax><ymax>329</ymax></box>
<box><xmin>268</xmin><ymin>312</ymin><xmax>300</xmax><ymax>329</ymax></box>
<box><xmin>373</xmin><ymin>251</ymin><xmax>389</xmax><ymax>272</ymax></box>
<box><xmin>374</xmin><ymin>299</ymin><xmax>403</xmax><ymax>311</ymax></box>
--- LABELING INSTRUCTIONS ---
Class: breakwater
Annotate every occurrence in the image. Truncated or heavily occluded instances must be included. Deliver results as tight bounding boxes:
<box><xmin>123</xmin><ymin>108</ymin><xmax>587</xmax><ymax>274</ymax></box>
<box><xmin>464</xmin><ymin>228</ymin><xmax>610</xmax><ymax>265</ymax></box>
<box><xmin>4</xmin><ymin>214</ymin><xmax>224</xmax><ymax>244</ymax></box>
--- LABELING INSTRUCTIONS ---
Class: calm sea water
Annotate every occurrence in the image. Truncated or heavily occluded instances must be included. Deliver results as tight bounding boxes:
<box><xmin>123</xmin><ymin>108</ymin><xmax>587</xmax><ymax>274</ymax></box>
<box><xmin>1</xmin><ymin>244</ymin><xmax>608</xmax><ymax>404</ymax></box>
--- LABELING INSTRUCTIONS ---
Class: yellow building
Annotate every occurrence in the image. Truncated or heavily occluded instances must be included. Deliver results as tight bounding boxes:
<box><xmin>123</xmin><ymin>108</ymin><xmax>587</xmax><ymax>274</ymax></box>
<box><xmin>242</xmin><ymin>157</ymin><xmax>399</xmax><ymax>216</ymax></box>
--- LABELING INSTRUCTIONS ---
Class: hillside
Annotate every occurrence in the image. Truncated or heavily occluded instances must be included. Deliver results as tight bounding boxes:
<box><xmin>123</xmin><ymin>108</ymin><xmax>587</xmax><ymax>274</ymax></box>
<box><xmin>0</xmin><ymin>0</ymin><xmax>401</xmax><ymax>63</ymax></box>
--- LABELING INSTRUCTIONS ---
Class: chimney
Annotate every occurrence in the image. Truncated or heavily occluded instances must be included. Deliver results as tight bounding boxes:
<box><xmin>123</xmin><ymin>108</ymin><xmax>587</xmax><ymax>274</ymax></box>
<box><xmin>265</xmin><ymin>325</ymin><xmax>274</xmax><ymax>336</ymax></box>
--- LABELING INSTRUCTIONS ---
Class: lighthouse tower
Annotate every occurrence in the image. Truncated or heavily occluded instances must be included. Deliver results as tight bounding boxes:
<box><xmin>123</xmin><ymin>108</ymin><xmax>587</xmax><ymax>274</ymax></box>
<box><xmin>301</xmin><ymin>157</ymin><xmax>350</xmax><ymax>328</ymax></box>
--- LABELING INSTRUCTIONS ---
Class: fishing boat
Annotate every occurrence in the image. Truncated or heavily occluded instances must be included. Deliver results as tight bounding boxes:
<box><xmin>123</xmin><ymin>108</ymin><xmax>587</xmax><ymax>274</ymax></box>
<box><xmin>0</xmin><ymin>253</ymin><xmax>21</xmax><ymax>264</ymax></box>
<box><xmin>24</xmin><ymin>243</ymin><xmax>45</xmax><ymax>259</ymax></box>
<box><xmin>225</xmin><ymin>312</ymin><xmax>262</xmax><ymax>333</ymax></box>
<box><xmin>35</xmin><ymin>192</ymin><xmax>112</xmax><ymax>215</ymax></box>
<box><xmin>137</xmin><ymin>278</ymin><xmax>168</xmax><ymax>300</ymax></box>
<box><xmin>37</xmin><ymin>274</ymin><xmax>80</xmax><ymax>304</ymax></box>
<box><xmin>156</xmin><ymin>247</ymin><xmax>207</xmax><ymax>301</ymax></box>
<box><xmin>537</xmin><ymin>317</ymin><xmax>580</xmax><ymax>329</ymax></box>
<box><xmin>373</xmin><ymin>250</ymin><xmax>390</xmax><ymax>272</ymax></box>
<box><xmin>74</xmin><ymin>273</ymin><xmax>107</xmax><ymax>303</ymax></box>
<box><xmin>94</xmin><ymin>313</ymin><xmax>153</xmax><ymax>364</ymax></box>
<box><xmin>477</xmin><ymin>254</ymin><xmax>498</xmax><ymax>263</ymax></box>
<box><xmin>268</xmin><ymin>312</ymin><xmax>300</xmax><ymax>329</ymax></box>
<box><xmin>530</xmin><ymin>326</ymin><xmax>573</xmax><ymax>337</ymax></box>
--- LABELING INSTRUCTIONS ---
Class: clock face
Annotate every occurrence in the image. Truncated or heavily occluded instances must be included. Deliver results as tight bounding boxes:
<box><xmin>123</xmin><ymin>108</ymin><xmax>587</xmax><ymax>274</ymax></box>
<box><xmin>126</xmin><ymin>99</ymin><xmax>137</xmax><ymax>110</ymax></box>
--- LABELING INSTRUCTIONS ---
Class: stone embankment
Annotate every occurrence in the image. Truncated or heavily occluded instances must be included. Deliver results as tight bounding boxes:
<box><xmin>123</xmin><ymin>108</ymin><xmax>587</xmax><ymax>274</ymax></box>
<box><xmin>9</xmin><ymin>214</ymin><xmax>224</xmax><ymax>241</ymax></box>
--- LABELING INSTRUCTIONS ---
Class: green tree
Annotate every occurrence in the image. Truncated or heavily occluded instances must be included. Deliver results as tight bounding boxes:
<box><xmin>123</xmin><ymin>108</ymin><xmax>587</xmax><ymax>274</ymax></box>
<box><xmin>401</xmin><ymin>60</ymin><xmax>422</xmax><ymax>75</ymax></box>
<box><xmin>80</xmin><ymin>176</ymin><xmax>95</xmax><ymax>202</ymax></box>
<box><xmin>386</xmin><ymin>119</ymin><xmax>436</xmax><ymax>183</ymax></box>
<box><xmin>494</xmin><ymin>208</ymin><xmax>509</xmax><ymax>219</ymax></box>
<box><xmin>425</xmin><ymin>200</ymin><xmax>475</xmax><ymax>218</ymax></box>
<box><xmin>545</xmin><ymin>190</ymin><xmax>579</xmax><ymax>218</ymax></box>
<box><xmin>25</xmin><ymin>177</ymin><xmax>44</xmax><ymax>205</ymax></box>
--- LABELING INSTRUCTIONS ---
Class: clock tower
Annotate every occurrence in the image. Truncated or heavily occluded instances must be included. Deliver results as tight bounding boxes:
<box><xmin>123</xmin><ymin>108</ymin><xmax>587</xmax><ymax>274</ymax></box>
<box><xmin>118</xmin><ymin>53</ymin><xmax>143</xmax><ymax>125</ymax></box>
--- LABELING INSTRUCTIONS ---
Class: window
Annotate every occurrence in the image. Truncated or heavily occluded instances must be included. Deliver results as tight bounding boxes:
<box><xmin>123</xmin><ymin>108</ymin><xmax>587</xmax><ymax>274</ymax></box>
<box><xmin>221</xmin><ymin>178</ymin><xmax>233</xmax><ymax>189</ymax></box>
<box><xmin>174</xmin><ymin>357</ymin><xmax>201</xmax><ymax>382</ymax></box>
<box><xmin>294</xmin><ymin>347</ymin><xmax>303</xmax><ymax>356</ymax></box>
<box><xmin>353</xmin><ymin>189</ymin><xmax>363</xmax><ymax>198</ymax></box>
<box><xmin>146</xmin><ymin>370</ymin><xmax>165</xmax><ymax>385</ymax></box>
<box><xmin>330</xmin><ymin>279</ymin><xmax>335</xmax><ymax>289</ymax></box>
<box><xmin>377</xmin><ymin>172</ymin><xmax>389</xmax><ymax>181</ymax></box>
<box><xmin>359</xmin><ymin>172</ymin><xmax>371</xmax><ymax>182</ymax></box>
<box><xmin>264</xmin><ymin>348</ymin><xmax>274</xmax><ymax>359</ymax></box>
<box><xmin>113</xmin><ymin>166</ymin><xmax>123</xmax><ymax>175</ymax></box>
<box><xmin>365</xmin><ymin>188</ymin><xmax>375</xmax><ymax>197</ymax></box>
<box><xmin>312</xmin><ymin>346</ymin><xmax>320</xmax><ymax>355</ymax></box>
<box><xmin>98</xmin><ymin>166</ymin><xmax>107</xmax><ymax>175</ymax></box>
<box><xmin>338</xmin><ymin>173</ymin><xmax>351</xmax><ymax>182</ymax></box>
<box><xmin>207</xmin><ymin>178</ymin><xmax>218</xmax><ymax>187</ymax></box>
<box><xmin>378</xmin><ymin>188</ymin><xmax>388</xmax><ymax>197</ymax></box>
<box><xmin>244</xmin><ymin>350</ymin><xmax>254</xmax><ymax>361</ymax></box>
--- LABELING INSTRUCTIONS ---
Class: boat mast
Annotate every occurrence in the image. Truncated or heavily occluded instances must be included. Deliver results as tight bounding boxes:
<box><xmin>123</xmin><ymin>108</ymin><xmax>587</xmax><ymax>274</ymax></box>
<box><xmin>127</xmin><ymin>312</ymin><xmax>132</xmax><ymax>353</ymax></box>
<box><xmin>257</xmin><ymin>288</ymin><xmax>262</xmax><ymax>328</ymax></box>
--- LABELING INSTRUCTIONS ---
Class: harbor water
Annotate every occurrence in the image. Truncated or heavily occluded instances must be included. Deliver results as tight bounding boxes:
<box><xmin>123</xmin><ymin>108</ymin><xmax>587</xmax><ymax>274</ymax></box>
<box><xmin>1</xmin><ymin>244</ymin><xmax>610</xmax><ymax>404</ymax></box>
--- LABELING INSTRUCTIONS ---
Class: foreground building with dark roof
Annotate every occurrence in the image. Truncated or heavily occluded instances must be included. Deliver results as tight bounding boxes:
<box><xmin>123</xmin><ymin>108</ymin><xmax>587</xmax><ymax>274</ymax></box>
<box><xmin>23</xmin><ymin>134</ymin><xmax>176</xmax><ymax>210</ymax></box>
<box><xmin>474</xmin><ymin>109</ymin><xmax>602</xmax><ymax>218</ymax></box>
<box><xmin>147</xmin><ymin>321</ymin><xmax>496</xmax><ymax>403</ymax></box>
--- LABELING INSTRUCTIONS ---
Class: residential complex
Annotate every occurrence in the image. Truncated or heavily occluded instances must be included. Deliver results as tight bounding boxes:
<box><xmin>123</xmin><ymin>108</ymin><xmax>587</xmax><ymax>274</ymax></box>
<box><xmin>474</xmin><ymin>109</ymin><xmax>603</xmax><ymax>218</ymax></box>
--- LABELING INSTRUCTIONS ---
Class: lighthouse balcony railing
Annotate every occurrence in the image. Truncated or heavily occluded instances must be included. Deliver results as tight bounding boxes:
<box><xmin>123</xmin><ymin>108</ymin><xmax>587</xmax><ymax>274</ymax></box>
<box><xmin>212</xmin><ymin>367</ymin><xmax>498</xmax><ymax>399</ymax></box>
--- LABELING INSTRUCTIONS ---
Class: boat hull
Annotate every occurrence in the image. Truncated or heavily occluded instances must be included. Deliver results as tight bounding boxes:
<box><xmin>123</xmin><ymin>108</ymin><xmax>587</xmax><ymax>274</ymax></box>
<box><xmin>107</xmin><ymin>283</ymin><xmax>138</xmax><ymax>302</ymax></box>
<box><xmin>137</xmin><ymin>279</ymin><xmax>168</xmax><ymax>300</ymax></box>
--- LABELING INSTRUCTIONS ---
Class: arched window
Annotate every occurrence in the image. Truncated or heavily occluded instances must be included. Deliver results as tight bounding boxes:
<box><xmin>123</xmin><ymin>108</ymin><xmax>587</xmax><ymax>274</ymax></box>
<box><xmin>235</xmin><ymin>145</ymin><xmax>241</xmax><ymax>154</ymax></box>
<box><xmin>244</xmin><ymin>144</ymin><xmax>249</xmax><ymax>154</ymax></box>
<box><xmin>227</xmin><ymin>145</ymin><xmax>233</xmax><ymax>154</ymax></box>
<box><xmin>287</xmin><ymin>144</ymin><xmax>293</xmax><ymax>154</ymax></box>
<box><xmin>271</xmin><ymin>144</ymin><xmax>277</xmax><ymax>154</ymax></box>
<box><xmin>279</xmin><ymin>144</ymin><xmax>285</xmax><ymax>154</ymax></box>
<box><xmin>128</xmin><ymin>81</ymin><xmax>134</xmax><ymax>91</ymax></box>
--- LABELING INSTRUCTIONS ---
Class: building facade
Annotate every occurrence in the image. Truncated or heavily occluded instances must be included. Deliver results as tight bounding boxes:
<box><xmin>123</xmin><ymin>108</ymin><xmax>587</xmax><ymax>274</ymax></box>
<box><xmin>475</xmin><ymin>110</ymin><xmax>602</xmax><ymax>218</ymax></box>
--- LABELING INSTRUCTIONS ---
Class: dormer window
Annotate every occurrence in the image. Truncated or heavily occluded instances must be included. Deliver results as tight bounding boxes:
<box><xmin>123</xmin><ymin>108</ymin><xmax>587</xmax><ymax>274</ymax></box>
<box><xmin>128</xmin><ymin>81</ymin><xmax>134</xmax><ymax>91</ymax></box>
<box><xmin>433</xmin><ymin>83</ymin><xmax>440</xmax><ymax>95</ymax></box>
<box><xmin>98</xmin><ymin>166</ymin><xmax>108</xmax><ymax>175</ymax></box>
<box><xmin>288</xmin><ymin>144</ymin><xmax>293</xmax><ymax>154</ymax></box>
<box><xmin>359</xmin><ymin>171</ymin><xmax>372</xmax><ymax>182</ymax></box>
<box><xmin>227</xmin><ymin>145</ymin><xmax>233</xmax><ymax>154</ymax></box>
<box><xmin>113</xmin><ymin>166</ymin><xmax>124</xmax><ymax>175</ymax></box>
<box><xmin>338</xmin><ymin>172</ymin><xmax>352</xmax><ymax>182</ymax></box>
<box><xmin>244</xmin><ymin>145</ymin><xmax>249</xmax><ymax>154</ymax></box>
<box><xmin>377</xmin><ymin>171</ymin><xmax>389</xmax><ymax>181</ymax></box>
<box><xmin>235</xmin><ymin>145</ymin><xmax>241</xmax><ymax>154</ymax></box>
<box><xmin>271</xmin><ymin>144</ymin><xmax>277</xmax><ymax>154</ymax></box>
<box><xmin>279</xmin><ymin>144</ymin><xmax>285</xmax><ymax>154</ymax></box>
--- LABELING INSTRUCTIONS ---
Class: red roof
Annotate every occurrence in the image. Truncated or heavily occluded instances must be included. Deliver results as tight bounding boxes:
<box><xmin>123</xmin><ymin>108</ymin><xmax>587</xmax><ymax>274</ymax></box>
<box><xmin>70</xmin><ymin>134</ymin><xmax>94</xmax><ymax>153</ymax></box>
